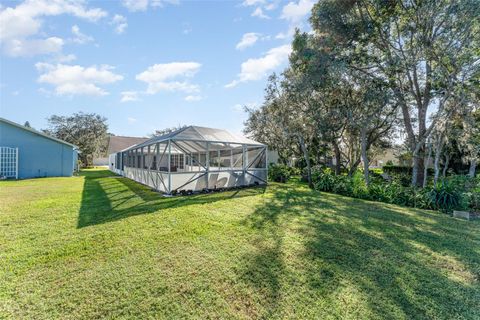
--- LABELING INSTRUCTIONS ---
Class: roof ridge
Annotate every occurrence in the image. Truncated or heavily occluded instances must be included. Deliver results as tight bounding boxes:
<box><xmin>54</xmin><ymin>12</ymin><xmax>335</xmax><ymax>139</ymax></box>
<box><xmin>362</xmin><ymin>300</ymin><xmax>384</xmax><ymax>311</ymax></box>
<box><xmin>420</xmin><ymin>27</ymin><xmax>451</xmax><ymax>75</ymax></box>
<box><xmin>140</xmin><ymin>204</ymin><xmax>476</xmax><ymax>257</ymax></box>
<box><xmin>0</xmin><ymin>117</ymin><xmax>78</xmax><ymax>149</ymax></box>
<box><xmin>188</xmin><ymin>126</ymin><xmax>207</xmax><ymax>140</ymax></box>
<box><xmin>111</xmin><ymin>135</ymin><xmax>148</xmax><ymax>139</ymax></box>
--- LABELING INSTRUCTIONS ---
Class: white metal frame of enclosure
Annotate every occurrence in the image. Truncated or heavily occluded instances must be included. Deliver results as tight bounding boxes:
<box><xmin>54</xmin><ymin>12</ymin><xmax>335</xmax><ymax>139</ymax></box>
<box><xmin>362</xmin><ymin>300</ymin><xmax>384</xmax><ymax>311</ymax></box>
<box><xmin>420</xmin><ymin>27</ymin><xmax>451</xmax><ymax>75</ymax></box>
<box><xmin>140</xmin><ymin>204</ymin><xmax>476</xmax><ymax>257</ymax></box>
<box><xmin>0</xmin><ymin>147</ymin><xmax>18</xmax><ymax>179</ymax></box>
<box><xmin>114</xmin><ymin>129</ymin><xmax>268</xmax><ymax>194</ymax></box>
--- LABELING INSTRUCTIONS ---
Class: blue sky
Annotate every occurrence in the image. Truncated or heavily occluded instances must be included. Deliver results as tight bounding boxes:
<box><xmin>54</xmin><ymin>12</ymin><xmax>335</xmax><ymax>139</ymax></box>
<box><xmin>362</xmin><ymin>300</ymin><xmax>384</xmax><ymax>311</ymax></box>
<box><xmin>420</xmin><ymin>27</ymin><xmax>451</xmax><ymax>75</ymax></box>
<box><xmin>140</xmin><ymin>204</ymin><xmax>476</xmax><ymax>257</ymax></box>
<box><xmin>0</xmin><ymin>0</ymin><xmax>314</xmax><ymax>137</ymax></box>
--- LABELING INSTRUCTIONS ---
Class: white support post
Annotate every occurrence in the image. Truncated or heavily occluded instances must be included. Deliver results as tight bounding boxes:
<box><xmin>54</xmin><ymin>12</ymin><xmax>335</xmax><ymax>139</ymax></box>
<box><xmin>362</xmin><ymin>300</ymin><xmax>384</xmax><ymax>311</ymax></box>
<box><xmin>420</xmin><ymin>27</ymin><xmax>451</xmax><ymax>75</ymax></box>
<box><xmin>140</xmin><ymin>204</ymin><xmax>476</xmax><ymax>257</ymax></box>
<box><xmin>206</xmin><ymin>142</ymin><xmax>209</xmax><ymax>189</ymax></box>
<box><xmin>265</xmin><ymin>145</ymin><xmax>268</xmax><ymax>167</ymax></box>
<box><xmin>265</xmin><ymin>146</ymin><xmax>268</xmax><ymax>184</ymax></box>
<box><xmin>243</xmin><ymin>144</ymin><xmax>247</xmax><ymax>186</ymax></box>
<box><xmin>243</xmin><ymin>145</ymin><xmax>248</xmax><ymax>173</ymax></box>
<box><xmin>15</xmin><ymin>147</ymin><xmax>18</xmax><ymax>180</ymax></box>
<box><xmin>168</xmin><ymin>140</ymin><xmax>172</xmax><ymax>193</ymax></box>
<box><xmin>156</xmin><ymin>143</ymin><xmax>160</xmax><ymax>171</ymax></box>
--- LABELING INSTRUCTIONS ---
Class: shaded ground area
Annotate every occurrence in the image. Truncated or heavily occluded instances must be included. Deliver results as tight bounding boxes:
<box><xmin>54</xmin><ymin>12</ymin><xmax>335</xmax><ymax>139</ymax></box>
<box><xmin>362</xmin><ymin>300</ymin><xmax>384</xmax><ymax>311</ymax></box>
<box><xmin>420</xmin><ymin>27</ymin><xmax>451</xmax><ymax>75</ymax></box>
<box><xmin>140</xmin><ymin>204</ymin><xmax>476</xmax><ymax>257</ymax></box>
<box><xmin>1</xmin><ymin>169</ymin><xmax>479</xmax><ymax>319</ymax></box>
<box><xmin>78</xmin><ymin>170</ymin><xmax>265</xmax><ymax>228</ymax></box>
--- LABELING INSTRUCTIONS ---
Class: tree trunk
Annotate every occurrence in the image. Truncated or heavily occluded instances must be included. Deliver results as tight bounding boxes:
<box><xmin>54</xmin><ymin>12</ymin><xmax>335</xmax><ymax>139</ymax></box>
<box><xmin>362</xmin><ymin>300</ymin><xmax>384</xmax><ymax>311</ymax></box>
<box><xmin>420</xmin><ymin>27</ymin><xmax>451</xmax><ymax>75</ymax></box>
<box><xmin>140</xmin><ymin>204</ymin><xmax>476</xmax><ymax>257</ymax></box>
<box><xmin>299</xmin><ymin>136</ymin><xmax>313</xmax><ymax>188</ymax></box>
<box><xmin>423</xmin><ymin>142</ymin><xmax>432</xmax><ymax>188</ymax></box>
<box><xmin>469</xmin><ymin>159</ymin><xmax>477</xmax><ymax>178</ymax></box>
<box><xmin>442</xmin><ymin>154</ymin><xmax>450</xmax><ymax>177</ymax></box>
<box><xmin>412</xmin><ymin>145</ymin><xmax>426</xmax><ymax>187</ymax></box>
<box><xmin>348</xmin><ymin>158</ymin><xmax>361</xmax><ymax>177</ymax></box>
<box><xmin>360</xmin><ymin>128</ymin><xmax>370</xmax><ymax>186</ymax></box>
<box><xmin>433</xmin><ymin>139</ymin><xmax>444</xmax><ymax>187</ymax></box>
<box><xmin>332</xmin><ymin>141</ymin><xmax>341</xmax><ymax>175</ymax></box>
<box><xmin>412</xmin><ymin>152</ymin><xmax>420</xmax><ymax>187</ymax></box>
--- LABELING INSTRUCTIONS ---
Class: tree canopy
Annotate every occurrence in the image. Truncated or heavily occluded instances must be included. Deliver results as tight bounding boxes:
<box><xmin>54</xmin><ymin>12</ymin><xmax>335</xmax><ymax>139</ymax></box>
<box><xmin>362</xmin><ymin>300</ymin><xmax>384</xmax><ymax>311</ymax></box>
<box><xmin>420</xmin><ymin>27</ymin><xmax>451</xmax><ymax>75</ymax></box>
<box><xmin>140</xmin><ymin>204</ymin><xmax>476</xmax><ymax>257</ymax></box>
<box><xmin>245</xmin><ymin>0</ymin><xmax>480</xmax><ymax>185</ymax></box>
<box><xmin>44</xmin><ymin>112</ymin><xmax>108</xmax><ymax>167</ymax></box>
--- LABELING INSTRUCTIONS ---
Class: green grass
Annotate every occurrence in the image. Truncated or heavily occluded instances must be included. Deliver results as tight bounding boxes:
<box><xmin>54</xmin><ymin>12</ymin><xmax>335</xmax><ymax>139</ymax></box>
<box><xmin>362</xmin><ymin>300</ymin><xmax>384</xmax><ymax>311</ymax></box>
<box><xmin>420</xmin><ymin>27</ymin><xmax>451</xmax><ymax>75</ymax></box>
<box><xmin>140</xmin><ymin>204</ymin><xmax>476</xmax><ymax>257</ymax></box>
<box><xmin>1</xmin><ymin>169</ymin><xmax>479</xmax><ymax>319</ymax></box>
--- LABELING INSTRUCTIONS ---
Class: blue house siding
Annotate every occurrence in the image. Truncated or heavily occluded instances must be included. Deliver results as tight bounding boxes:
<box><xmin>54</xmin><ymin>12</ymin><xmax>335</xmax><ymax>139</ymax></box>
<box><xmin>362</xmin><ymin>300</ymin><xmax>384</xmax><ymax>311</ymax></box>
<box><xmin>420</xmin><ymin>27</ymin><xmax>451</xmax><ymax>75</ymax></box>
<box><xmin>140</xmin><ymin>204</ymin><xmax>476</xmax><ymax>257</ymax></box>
<box><xmin>0</xmin><ymin>120</ymin><xmax>76</xmax><ymax>179</ymax></box>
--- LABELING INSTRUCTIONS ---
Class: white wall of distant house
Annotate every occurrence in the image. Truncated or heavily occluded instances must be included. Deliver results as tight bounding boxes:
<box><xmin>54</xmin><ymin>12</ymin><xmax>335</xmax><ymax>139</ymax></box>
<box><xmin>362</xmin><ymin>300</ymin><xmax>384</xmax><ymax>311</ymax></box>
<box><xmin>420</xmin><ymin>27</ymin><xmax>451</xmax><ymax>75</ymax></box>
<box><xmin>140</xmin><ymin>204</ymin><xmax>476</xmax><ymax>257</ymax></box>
<box><xmin>93</xmin><ymin>157</ymin><xmax>109</xmax><ymax>166</ymax></box>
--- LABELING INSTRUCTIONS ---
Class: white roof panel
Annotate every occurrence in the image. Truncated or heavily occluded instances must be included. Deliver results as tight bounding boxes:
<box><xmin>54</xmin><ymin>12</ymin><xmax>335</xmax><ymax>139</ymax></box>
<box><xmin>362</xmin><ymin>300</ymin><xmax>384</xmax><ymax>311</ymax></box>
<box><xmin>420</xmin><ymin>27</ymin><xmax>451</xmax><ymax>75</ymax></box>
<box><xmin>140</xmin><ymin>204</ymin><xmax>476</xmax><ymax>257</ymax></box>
<box><xmin>125</xmin><ymin>126</ymin><xmax>263</xmax><ymax>151</ymax></box>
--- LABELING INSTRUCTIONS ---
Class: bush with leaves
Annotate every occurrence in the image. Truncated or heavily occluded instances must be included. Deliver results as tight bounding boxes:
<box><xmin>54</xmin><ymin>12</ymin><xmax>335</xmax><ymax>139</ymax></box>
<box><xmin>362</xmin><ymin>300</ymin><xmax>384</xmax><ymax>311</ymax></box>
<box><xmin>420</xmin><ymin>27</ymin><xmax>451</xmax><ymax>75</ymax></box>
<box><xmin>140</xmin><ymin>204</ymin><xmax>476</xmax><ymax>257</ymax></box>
<box><xmin>312</xmin><ymin>167</ymin><xmax>336</xmax><ymax>192</ymax></box>
<box><xmin>288</xmin><ymin>167</ymin><xmax>301</xmax><ymax>176</ymax></box>
<box><xmin>268</xmin><ymin>164</ymin><xmax>291</xmax><ymax>183</ymax></box>
<box><xmin>310</xmin><ymin>168</ymin><xmax>477</xmax><ymax>213</ymax></box>
<box><xmin>427</xmin><ymin>180</ymin><xmax>466</xmax><ymax>213</ymax></box>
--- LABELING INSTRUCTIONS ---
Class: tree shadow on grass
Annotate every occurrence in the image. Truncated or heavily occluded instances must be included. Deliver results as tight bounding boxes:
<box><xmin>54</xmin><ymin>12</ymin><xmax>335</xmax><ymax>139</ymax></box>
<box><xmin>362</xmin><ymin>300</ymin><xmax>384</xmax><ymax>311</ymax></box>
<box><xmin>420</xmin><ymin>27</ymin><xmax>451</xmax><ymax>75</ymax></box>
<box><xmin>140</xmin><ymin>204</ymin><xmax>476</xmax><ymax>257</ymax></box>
<box><xmin>77</xmin><ymin>170</ymin><xmax>265</xmax><ymax>228</ymax></box>
<box><xmin>240</xmin><ymin>182</ymin><xmax>480</xmax><ymax>319</ymax></box>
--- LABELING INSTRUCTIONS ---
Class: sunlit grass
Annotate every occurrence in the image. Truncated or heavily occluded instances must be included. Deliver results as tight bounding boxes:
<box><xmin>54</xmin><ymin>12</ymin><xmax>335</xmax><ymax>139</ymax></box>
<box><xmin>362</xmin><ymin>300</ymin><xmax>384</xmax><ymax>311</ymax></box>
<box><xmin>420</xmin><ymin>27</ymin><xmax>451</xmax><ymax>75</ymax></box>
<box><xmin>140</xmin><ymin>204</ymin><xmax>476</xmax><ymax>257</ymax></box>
<box><xmin>1</xmin><ymin>169</ymin><xmax>479</xmax><ymax>319</ymax></box>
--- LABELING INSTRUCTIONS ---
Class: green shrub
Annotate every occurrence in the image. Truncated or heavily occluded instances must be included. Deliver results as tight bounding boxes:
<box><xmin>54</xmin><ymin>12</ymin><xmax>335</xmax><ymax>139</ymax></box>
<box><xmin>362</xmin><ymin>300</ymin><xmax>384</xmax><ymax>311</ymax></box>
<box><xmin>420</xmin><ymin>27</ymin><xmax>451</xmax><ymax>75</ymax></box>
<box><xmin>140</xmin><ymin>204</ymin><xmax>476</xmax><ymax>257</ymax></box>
<box><xmin>288</xmin><ymin>167</ymin><xmax>301</xmax><ymax>176</ymax></box>
<box><xmin>383</xmin><ymin>165</ymin><xmax>412</xmax><ymax>175</ymax></box>
<box><xmin>427</xmin><ymin>180</ymin><xmax>466</xmax><ymax>213</ymax></box>
<box><xmin>332</xmin><ymin>175</ymin><xmax>354</xmax><ymax>196</ymax></box>
<box><xmin>268</xmin><ymin>164</ymin><xmax>291</xmax><ymax>183</ymax></box>
<box><xmin>383</xmin><ymin>165</ymin><xmax>436</xmax><ymax>186</ymax></box>
<box><xmin>444</xmin><ymin>175</ymin><xmax>480</xmax><ymax>212</ymax></box>
<box><xmin>310</xmin><ymin>166</ymin><xmax>475</xmax><ymax>214</ymax></box>
<box><xmin>312</xmin><ymin>167</ymin><xmax>336</xmax><ymax>192</ymax></box>
<box><xmin>352</xmin><ymin>172</ymin><xmax>369</xmax><ymax>198</ymax></box>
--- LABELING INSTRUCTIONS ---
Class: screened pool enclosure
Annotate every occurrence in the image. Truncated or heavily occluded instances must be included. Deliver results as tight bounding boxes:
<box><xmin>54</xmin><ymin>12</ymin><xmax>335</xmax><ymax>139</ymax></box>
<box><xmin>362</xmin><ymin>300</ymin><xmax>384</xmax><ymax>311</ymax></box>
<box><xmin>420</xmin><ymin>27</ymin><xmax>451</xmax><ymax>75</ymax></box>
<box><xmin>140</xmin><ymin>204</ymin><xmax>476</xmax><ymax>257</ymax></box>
<box><xmin>110</xmin><ymin>126</ymin><xmax>267</xmax><ymax>194</ymax></box>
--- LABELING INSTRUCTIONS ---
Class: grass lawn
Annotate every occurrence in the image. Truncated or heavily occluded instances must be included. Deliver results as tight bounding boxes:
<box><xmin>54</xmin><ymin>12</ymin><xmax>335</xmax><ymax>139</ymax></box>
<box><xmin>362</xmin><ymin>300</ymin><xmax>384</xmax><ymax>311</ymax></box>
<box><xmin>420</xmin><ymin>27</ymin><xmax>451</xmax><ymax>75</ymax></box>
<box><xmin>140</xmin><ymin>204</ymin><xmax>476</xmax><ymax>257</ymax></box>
<box><xmin>1</xmin><ymin>169</ymin><xmax>479</xmax><ymax>319</ymax></box>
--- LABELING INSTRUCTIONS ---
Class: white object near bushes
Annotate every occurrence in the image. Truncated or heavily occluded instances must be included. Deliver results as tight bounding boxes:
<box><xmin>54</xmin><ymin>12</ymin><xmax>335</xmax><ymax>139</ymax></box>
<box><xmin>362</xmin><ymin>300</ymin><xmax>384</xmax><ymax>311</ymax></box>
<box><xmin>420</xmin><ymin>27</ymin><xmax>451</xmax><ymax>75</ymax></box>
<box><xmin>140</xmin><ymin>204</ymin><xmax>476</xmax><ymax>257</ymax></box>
<box><xmin>453</xmin><ymin>210</ymin><xmax>477</xmax><ymax>221</ymax></box>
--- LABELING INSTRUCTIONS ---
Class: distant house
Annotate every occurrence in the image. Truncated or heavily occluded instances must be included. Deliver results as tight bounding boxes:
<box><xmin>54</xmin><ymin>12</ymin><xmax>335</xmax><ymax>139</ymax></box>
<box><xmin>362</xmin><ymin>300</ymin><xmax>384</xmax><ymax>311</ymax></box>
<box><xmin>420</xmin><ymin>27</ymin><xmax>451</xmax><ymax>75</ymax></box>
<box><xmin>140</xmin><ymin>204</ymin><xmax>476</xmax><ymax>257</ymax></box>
<box><xmin>0</xmin><ymin>117</ymin><xmax>78</xmax><ymax>179</ymax></box>
<box><xmin>93</xmin><ymin>135</ymin><xmax>148</xmax><ymax>166</ymax></box>
<box><xmin>370</xmin><ymin>148</ymin><xmax>399</xmax><ymax>167</ymax></box>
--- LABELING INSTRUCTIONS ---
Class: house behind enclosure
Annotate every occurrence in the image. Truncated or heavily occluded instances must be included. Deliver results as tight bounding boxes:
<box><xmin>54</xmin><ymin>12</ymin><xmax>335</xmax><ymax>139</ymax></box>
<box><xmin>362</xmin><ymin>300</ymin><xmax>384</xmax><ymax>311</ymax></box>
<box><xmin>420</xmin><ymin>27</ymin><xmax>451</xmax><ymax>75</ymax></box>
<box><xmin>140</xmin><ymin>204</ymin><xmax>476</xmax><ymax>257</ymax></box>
<box><xmin>0</xmin><ymin>117</ymin><xmax>78</xmax><ymax>179</ymax></box>
<box><xmin>94</xmin><ymin>135</ymin><xmax>148</xmax><ymax>166</ymax></box>
<box><xmin>109</xmin><ymin>126</ymin><xmax>267</xmax><ymax>194</ymax></box>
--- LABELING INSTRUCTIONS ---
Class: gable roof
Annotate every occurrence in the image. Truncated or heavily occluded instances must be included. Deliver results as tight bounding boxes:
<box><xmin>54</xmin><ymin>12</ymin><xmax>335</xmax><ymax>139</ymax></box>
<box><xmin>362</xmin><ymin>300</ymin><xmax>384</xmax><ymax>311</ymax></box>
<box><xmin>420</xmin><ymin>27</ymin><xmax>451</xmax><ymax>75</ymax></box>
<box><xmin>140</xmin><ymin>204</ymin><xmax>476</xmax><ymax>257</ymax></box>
<box><xmin>0</xmin><ymin>117</ymin><xmax>78</xmax><ymax>149</ymax></box>
<box><xmin>107</xmin><ymin>136</ymin><xmax>148</xmax><ymax>154</ymax></box>
<box><xmin>127</xmin><ymin>126</ymin><xmax>263</xmax><ymax>150</ymax></box>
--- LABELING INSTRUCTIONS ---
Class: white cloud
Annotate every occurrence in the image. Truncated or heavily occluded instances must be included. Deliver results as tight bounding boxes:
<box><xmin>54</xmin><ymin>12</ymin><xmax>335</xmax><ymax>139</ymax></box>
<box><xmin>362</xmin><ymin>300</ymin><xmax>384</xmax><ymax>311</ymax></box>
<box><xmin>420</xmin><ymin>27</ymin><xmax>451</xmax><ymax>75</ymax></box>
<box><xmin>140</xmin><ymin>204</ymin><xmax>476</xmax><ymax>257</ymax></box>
<box><xmin>236</xmin><ymin>33</ymin><xmax>260</xmax><ymax>50</ymax></box>
<box><xmin>151</xmin><ymin>0</ymin><xmax>179</xmax><ymax>8</ymax></box>
<box><xmin>121</xmin><ymin>91</ymin><xmax>139</xmax><ymax>102</ymax></box>
<box><xmin>37</xmin><ymin>87</ymin><xmax>53</xmax><ymax>97</ymax></box>
<box><xmin>184</xmin><ymin>95</ymin><xmax>202</xmax><ymax>102</ymax></box>
<box><xmin>71</xmin><ymin>25</ymin><xmax>93</xmax><ymax>44</ymax></box>
<box><xmin>280</xmin><ymin>0</ymin><xmax>314</xmax><ymax>23</ymax></box>
<box><xmin>242</xmin><ymin>0</ymin><xmax>265</xmax><ymax>6</ymax></box>
<box><xmin>136</xmin><ymin>62</ymin><xmax>201</xmax><ymax>94</ymax></box>
<box><xmin>35</xmin><ymin>63</ymin><xmax>123</xmax><ymax>96</ymax></box>
<box><xmin>233</xmin><ymin>103</ymin><xmax>244</xmax><ymax>112</ymax></box>
<box><xmin>122</xmin><ymin>0</ymin><xmax>149</xmax><ymax>12</ymax></box>
<box><xmin>182</xmin><ymin>23</ymin><xmax>192</xmax><ymax>35</ymax></box>
<box><xmin>275</xmin><ymin>31</ymin><xmax>288</xmax><ymax>39</ymax></box>
<box><xmin>111</xmin><ymin>14</ymin><xmax>127</xmax><ymax>34</ymax></box>
<box><xmin>233</xmin><ymin>101</ymin><xmax>258</xmax><ymax>112</ymax></box>
<box><xmin>0</xmin><ymin>0</ymin><xmax>107</xmax><ymax>57</ymax></box>
<box><xmin>264</xmin><ymin>2</ymin><xmax>277</xmax><ymax>10</ymax></box>
<box><xmin>3</xmin><ymin>37</ymin><xmax>64</xmax><ymax>57</ymax></box>
<box><xmin>226</xmin><ymin>44</ymin><xmax>291</xmax><ymax>88</ymax></box>
<box><xmin>244</xmin><ymin>0</ymin><xmax>277</xmax><ymax>19</ymax></box>
<box><xmin>55</xmin><ymin>53</ymin><xmax>77</xmax><ymax>63</ymax></box>
<box><xmin>122</xmin><ymin>0</ymin><xmax>178</xmax><ymax>12</ymax></box>
<box><xmin>127</xmin><ymin>117</ymin><xmax>137</xmax><ymax>123</ymax></box>
<box><xmin>274</xmin><ymin>0</ymin><xmax>315</xmax><ymax>41</ymax></box>
<box><xmin>251</xmin><ymin>7</ymin><xmax>270</xmax><ymax>19</ymax></box>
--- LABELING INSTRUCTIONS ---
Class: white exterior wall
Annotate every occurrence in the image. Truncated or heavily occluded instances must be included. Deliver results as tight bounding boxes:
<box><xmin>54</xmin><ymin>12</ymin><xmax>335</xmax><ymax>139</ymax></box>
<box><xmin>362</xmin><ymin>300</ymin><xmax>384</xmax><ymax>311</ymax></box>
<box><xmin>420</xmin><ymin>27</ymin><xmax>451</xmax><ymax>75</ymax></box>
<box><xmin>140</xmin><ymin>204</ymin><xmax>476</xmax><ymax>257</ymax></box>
<box><xmin>122</xmin><ymin>166</ymin><xmax>266</xmax><ymax>193</ymax></box>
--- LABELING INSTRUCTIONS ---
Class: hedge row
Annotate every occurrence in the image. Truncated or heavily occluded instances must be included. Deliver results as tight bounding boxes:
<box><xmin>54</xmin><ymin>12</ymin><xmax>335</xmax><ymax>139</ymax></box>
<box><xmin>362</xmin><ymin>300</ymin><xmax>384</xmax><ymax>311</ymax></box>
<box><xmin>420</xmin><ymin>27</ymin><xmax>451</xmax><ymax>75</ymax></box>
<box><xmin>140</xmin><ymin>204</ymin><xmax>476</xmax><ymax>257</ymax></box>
<box><xmin>311</xmin><ymin>166</ymin><xmax>479</xmax><ymax>213</ymax></box>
